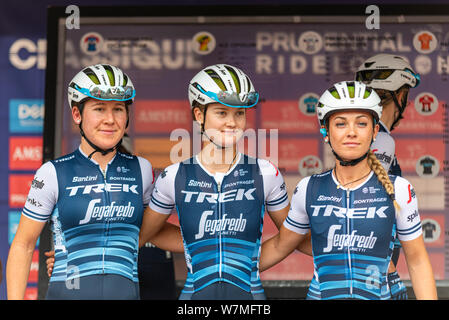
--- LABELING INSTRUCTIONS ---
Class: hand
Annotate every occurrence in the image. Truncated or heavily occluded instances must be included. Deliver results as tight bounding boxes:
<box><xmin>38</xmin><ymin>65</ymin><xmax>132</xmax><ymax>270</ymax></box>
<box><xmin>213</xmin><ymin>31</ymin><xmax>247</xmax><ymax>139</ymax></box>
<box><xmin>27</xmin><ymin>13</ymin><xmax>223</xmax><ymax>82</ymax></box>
<box><xmin>44</xmin><ymin>251</ymin><xmax>55</xmax><ymax>278</ymax></box>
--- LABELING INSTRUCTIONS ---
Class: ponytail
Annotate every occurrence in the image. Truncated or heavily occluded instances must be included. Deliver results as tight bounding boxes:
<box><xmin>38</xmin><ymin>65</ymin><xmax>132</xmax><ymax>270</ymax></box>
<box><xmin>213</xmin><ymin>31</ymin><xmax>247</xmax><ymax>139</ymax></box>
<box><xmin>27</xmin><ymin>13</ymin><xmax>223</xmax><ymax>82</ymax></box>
<box><xmin>367</xmin><ymin>151</ymin><xmax>401</xmax><ymax>214</ymax></box>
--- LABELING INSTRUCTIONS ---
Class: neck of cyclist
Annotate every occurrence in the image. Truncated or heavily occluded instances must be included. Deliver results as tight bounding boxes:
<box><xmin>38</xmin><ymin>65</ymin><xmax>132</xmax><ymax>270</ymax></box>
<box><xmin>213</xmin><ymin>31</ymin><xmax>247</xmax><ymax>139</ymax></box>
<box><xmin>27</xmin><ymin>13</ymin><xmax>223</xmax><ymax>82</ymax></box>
<box><xmin>80</xmin><ymin>136</ymin><xmax>117</xmax><ymax>171</ymax></box>
<box><xmin>380</xmin><ymin>89</ymin><xmax>407</xmax><ymax>131</ymax></box>
<box><xmin>200</xmin><ymin>139</ymin><xmax>237</xmax><ymax>174</ymax></box>
<box><xmin>334</xmin><ymin>156</ymin><xmax>371</xmax><ymax>189</ymax></box>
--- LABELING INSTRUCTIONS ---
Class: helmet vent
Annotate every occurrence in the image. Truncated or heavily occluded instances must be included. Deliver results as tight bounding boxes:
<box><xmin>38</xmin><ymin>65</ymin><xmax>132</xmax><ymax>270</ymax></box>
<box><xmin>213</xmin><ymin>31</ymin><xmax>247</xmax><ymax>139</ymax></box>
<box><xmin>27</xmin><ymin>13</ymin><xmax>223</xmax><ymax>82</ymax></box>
<box><xmin>205</xmin><ymin>69</ymin><xmax>227</xmax><ymax>91</ymax></box>
<box><xmin>224</xmin><ymin>66</ymin><xmax>241</xmax><ymax>93</ymax></box>
<box><xmin>102</xmin><ymin>64</ymin><xmax>116</xmax><ymax>86</ymax></box>
<box><xmin>83</xmin><ymin>68</ymin><xmax>101</xmax><ymax>85</ymax></box>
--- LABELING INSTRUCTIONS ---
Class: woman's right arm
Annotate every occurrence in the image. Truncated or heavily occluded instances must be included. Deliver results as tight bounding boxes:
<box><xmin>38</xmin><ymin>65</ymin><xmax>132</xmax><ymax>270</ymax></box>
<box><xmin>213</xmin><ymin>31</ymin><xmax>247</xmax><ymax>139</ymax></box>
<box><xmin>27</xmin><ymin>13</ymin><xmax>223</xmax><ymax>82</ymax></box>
<box><xmin>6</xmin><ymin>216</ymin><xmax>46</xmax><ymax>299</ymax></box>
<box><xmin>260</xmin><ymin>225</ymin><xmax>307</xmax><ymax>272</ymax></box>
<box><xmin>139</xmin><ymin>207</ymin><xmax>183</xmax><ymax>253</ymax></box>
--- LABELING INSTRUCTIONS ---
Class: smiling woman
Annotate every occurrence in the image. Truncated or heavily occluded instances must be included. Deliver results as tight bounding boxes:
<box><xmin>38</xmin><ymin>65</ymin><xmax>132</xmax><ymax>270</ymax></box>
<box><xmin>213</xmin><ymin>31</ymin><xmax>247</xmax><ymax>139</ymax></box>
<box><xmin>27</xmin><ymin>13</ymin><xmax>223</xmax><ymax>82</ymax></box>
<box><xmin>138</xmin><ymin>64</ymin><xmax>291</xmax><ymax>300</ymax></box>
<box><xmin>6</xmin><ymin>64</ymin><xmax>155</xmax><ymax>300</ymax></box>
<box><xmin>259</xmin><ymin>81</ymin><xmax>438</xmax><ymax>300</ymax></box>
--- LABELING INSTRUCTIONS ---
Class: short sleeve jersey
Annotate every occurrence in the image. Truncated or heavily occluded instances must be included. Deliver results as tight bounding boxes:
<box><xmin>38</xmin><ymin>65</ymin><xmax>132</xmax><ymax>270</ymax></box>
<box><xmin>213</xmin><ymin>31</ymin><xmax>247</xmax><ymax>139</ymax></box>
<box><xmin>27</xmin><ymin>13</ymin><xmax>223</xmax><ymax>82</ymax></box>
<box><xmin>149</xmin><ymin>153</ymin><xmax>289</xmax><ymax>296</ymax></box>
<box><xmin>370</xmin><ymin>121</ymin><xmax>401</xmax><ymax>177</ymax></box>
<box><xmin>22</xmin><ymin>148</ymin><xmax>154</xmax><ymax>283</ymax></box>
<box><xmin>284</xmin><ymin>170</ymin><xmax>422</xmax><ymax>300</ymax></box>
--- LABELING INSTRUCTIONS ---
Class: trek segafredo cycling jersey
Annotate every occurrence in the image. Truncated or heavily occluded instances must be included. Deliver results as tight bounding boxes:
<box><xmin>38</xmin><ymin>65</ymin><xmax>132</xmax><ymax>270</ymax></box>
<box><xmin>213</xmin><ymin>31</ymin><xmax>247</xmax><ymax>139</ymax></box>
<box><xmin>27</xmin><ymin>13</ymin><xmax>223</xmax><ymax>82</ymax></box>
<box><xmin>285</xmin><ymin>170</ymin><xmax>422</xmax><ymax>300</ymax></box>
<box><xmin>22</xmin><ymin>148</ymin><xmax>154</xmax><ymax>283</ymax></box>
<box><xmin>149</xmin><ymin>153</ymin><xmax>289</xmax><ymax>299</ymax></box>
<box><xmin>371</xmin><ymin>121</ymin><xmax>402</xmax><ymax>177</ymax></box>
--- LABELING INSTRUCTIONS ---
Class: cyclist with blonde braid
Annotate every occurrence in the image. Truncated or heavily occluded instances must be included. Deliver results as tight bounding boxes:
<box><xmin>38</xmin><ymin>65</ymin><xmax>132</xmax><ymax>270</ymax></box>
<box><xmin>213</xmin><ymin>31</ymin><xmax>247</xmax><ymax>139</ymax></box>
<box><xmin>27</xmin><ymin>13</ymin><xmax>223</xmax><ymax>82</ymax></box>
<box><xmin>259</xmin><ymin>81</ymin><xmax>437</xmax><ymax>300</ymax></box>
<box><xmin>356</xmin><ymin>54</ymin><xmax>421</xmax><ymax>300</ymax></box>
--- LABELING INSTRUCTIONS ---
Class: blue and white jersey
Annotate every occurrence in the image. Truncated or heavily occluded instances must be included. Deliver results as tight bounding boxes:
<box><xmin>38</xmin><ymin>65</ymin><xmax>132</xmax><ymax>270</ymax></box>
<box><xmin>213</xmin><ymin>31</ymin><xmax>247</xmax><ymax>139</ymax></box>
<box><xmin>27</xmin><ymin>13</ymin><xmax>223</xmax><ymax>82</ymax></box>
<box><xmin>149</xmin><ymin>153</ymin><xmax>289</xmax><ymax>297</ymax></box>
<box><xmin>371</xmin><ymin>121</ymin><xmax>403</xmax><ymax>255</ymax></box>
<box><xmin>371</xmin><ymin>121</ymin><xmax>402</xmax><ymax>177</ymax></box>
<box><xmin>22</xmin><ymin>147</ymin><xmax>154</xmax><ymax>283</ymax></box>
<box><xmin>285</xmin><ymin>169</ymin><xmax>422</xmax><ymax>300</ymax></box>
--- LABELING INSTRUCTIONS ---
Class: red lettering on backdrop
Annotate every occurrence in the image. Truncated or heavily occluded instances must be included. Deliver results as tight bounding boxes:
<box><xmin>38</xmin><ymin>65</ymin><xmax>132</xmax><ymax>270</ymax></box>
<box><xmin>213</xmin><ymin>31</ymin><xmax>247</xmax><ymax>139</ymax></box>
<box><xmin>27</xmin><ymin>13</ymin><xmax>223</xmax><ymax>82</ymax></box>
<box><xmin>9</xmin><ymin>137</ymin><xmax>43</xmax><ymax>170</ymax></box>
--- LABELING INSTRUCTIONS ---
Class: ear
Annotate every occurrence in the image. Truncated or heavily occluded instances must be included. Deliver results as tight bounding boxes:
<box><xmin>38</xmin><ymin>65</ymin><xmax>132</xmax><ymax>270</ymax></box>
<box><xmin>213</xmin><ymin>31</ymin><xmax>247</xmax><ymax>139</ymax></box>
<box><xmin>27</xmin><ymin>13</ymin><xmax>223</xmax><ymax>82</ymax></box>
<box><xmin>373</xmin><ymin>122</ymin><xmax>380</xmax><ymax>141</ymax></box>
<box><xmin>193</xmin><ymin>106</ymin><xmax>204</xmax><ymax>125</ymax></box>
<box><xmin>72</xmin><ymin>106</ymin><xmax>82</xmax><ymax>124</ymax></box>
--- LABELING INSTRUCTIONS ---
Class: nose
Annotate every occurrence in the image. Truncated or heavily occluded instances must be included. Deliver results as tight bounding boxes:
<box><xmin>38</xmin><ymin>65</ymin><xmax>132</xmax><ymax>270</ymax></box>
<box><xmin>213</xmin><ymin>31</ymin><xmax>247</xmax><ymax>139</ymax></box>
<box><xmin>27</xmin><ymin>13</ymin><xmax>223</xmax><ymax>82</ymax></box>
<box><xmin>103</xmin><ymin>108</ymin><xmax>115</xmax><ymax>124</ymax></box>
<box><xmin>347</xmin><ymin>123</ymin><xmax>357</xmax><ymax>137</ymax></box>
<box><xmin>226</xmin><ymin>114</ymin><xmax>237</xmax><ymax>127</ymax></box>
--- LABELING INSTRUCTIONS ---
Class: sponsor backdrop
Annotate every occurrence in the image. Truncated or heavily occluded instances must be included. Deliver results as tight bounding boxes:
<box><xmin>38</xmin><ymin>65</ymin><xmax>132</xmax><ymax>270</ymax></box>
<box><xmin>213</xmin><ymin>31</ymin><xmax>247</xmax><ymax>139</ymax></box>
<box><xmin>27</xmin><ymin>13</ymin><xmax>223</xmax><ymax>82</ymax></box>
<box><xmin>1</xmin><ymin>2</ymin><xmax>449</xmax><ymax>299</ymax></box>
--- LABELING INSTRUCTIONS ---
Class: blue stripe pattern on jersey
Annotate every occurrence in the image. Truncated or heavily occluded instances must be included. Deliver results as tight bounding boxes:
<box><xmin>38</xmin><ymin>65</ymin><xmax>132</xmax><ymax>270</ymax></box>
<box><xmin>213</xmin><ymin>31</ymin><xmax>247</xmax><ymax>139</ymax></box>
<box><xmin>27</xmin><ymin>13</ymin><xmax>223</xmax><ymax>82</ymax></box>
<box><xmin>175</xmin><ymin>155</ymin><xmax>276</xmax><ymax>297</ymax></box>
<box><xmin>304</xmin><ymin>170</ymin><xmax>397</xmax><ymax>300</ymax></box>
<box><xmin>48</xmin><ymin>150</ymin><xmax>143</xmax><ymax>283</ymax></box>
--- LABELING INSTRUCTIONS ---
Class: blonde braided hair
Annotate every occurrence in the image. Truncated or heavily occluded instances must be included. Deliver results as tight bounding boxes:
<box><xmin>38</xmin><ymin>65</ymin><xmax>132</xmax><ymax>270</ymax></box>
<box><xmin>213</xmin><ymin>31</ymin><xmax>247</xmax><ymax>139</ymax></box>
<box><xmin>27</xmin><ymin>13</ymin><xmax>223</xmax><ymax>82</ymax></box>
<box><xmin>366</xmin><ymin>150</ymin><xmax>400</xmax><ymax>214</ymax></box>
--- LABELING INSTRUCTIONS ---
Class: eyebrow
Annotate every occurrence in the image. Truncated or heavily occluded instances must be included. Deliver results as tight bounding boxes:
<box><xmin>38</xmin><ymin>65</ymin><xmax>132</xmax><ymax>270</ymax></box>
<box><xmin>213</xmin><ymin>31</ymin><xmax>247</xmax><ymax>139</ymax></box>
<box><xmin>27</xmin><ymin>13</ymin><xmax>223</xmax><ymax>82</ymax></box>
<box><xmin>334</xmin><ymin>114</ymin><xmax>369</xmax><ymax>120</ymax></box>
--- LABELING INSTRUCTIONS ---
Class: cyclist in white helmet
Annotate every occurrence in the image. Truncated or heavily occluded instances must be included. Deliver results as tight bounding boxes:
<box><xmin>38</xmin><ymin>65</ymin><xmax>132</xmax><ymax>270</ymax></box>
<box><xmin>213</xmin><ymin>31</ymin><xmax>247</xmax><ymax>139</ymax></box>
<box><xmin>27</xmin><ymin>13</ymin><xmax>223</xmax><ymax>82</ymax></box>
<box><xmin>259</xmin><ymin>81</ymin><xmax>437</xmax><ymax>300</ymax></box>
<box><xmin>356</xmin><ymin>54</ymin><xmax>421</xmax><ymax>299</ymax></box>
<box><xmin>7</xmin><ymin>64</ymin><xmax>156</xmax><ymax>299</ymax></box>
<box><xmin>139</xmin><ymin>64</ymin><xmax>291</xmax><ymax>300</ymax></box>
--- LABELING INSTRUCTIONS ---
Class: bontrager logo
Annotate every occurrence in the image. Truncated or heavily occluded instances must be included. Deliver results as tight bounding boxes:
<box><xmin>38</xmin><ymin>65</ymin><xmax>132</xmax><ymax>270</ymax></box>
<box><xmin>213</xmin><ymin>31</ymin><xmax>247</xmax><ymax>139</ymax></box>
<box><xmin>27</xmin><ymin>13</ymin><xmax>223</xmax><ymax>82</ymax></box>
<box><xmin>323</xmin><ymin>225</ymin><xmax>377</xmax><ymax>253</ymax></box>
<box><xmin>181</xmin><ymin>188</ymin><xmax>256</xmax><ymax>203</ymax></box>
<box><xmin>194</xmin><ymin>211</ymin><xmax>247</xmax><ymax>239</ymax></box>
<box><xmin>79</xmin><ymin>199</ymin><xmax>135</xmax><ymax>224</ymax></box>
<box><xmin>311</xmin><ymin>205</ymin><xmax>388</xmax><ymax>219</ymax></box>
<box><xmin>66</xmin><ymin>183</ymin><xmax>138</xmax><ymax>196</ymax></box>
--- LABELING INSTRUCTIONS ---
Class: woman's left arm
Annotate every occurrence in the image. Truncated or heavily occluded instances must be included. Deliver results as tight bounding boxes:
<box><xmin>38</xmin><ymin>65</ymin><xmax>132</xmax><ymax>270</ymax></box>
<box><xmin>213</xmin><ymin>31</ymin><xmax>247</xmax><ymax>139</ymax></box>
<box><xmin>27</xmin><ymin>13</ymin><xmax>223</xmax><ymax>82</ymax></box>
<box><xmin>401</xmin><ymin>235</ymin><xmax>437</xmax><ymax>300</ymax></box>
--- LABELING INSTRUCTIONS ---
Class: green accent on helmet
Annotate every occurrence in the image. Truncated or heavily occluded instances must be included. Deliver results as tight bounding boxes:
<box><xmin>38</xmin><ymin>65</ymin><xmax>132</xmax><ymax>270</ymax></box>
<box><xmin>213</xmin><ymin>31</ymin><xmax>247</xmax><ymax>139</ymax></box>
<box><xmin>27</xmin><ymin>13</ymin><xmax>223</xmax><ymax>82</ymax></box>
<box><xmin>348</xmin><ymin>85</ymin><xmax>355</xmax><ymax>98</ymax></box>
<box><xmin>363</xmin><ymin>89</ymin><xmax>371</xmax><ymax>98</ymax></box>
<box><xmin>106</xmin><ymin>69</ymin><xmax>115</xmax><ymax>86</ymax></box>
<box><xmin>84</xmin><ymin>69</ymin><xmax>101</xmax><ymax>85</ymax></box>
<box><xmin>330</xmin><ymin>88</ymin><xmax>340</xmax><ymax>99</ymax></box>
<box><xmin>225</xmin><ymin>66</ymin><xmax>241</xmax><ymax>93</ymax></box>
<box><xmin>205</xmin><ymin>69</ymin><xmax>227</xmax><ymax>91</ymax></box>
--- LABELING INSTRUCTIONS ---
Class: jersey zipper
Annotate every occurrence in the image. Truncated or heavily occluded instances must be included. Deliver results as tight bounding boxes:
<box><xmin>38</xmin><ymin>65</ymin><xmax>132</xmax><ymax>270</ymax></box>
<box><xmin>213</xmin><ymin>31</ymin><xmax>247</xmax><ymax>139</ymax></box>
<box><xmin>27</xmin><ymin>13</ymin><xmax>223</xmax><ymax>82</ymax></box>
<box><xmin>346</xmin><ymin>189</ymin><xmax>353</xmax><ymax>297</ymax></box>
<box><xmin>100</xmin><ymin>166</ymin><xmax>108</xmax><ymax>274</ymax></box>
<box><xmin>217</xmin><ymin>180</ymin><xmax>223</xmax><ymax>281</ymax></box>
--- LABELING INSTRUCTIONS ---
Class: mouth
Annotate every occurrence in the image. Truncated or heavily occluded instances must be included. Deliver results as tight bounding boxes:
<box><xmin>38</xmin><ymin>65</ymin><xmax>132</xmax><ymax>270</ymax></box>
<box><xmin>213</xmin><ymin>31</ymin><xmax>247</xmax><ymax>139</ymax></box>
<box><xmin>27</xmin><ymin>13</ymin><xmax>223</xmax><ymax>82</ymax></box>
<box><xmin>343</xmin><ymin>142</ymin><xmax>360</xmax><ymax>147</ymax></box>
<box><xmin>99</xmin><ymin>129</ymin><xmax>117</xmax><ymax>136</ymax></box>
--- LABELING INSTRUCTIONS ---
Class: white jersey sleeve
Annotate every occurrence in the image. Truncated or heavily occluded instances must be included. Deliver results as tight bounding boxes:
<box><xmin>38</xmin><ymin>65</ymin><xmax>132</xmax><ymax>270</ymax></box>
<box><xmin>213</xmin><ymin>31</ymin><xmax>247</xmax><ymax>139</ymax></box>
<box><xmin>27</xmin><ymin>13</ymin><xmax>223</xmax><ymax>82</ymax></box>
<box><xmin>394</xmin><ymin>176</ymin><xmax>422</xmax><ymax>241</ymax></box>
<box><xmin>149</xmin><ymin>162</ymin><xmax>180</xmax><ymax>215</ymax></box>
<box><xmin>258</xmin><ymin>159</ymin><xmax>289</xmax><ymax>212</ymax></box>
<box><xmin>370</xmin><ymin>131</ymin><xmax>395</xmax><ymax>173</ymax></box>
<box><xmin>22</xmin><ymin>161</ymin><xmax>58</xmax><ymax>223</ymax></box>
<box><xmin>283</xmin><ymin>176</ymin><xmax>311</xmax><ymax>235</ymax></box>
<box><xmin>137</xmin><ymin>156</ymin><xmax>155</xmax><ymax>207</ymax></box>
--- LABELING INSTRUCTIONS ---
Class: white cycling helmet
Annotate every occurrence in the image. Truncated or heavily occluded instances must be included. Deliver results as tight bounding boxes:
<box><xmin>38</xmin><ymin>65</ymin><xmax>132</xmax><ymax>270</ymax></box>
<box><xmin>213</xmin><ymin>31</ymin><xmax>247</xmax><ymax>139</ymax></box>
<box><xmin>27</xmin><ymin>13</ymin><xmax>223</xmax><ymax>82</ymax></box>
<box><xmin>188</xmin><ymin>64</ymin><xmax>259</xmax><ymax>109</ymax></box>
<box><xmin>68</xmin><ymin>64</ymin><xmax>135</xmax><ymax>108</ymax></box>
<box><xmin>355</xmin><ymin>54</ymin><xmax>420</xmax><ymax>91</ymax></box>
<box><xmin>317</xmin><ymin>81</ymin><xmax>382</xmax><ymax>126</ymax></box>
<box><xmin>318</xmin><ymin>81</ymin><xmax>382</xmax><ymax>167</ymax></box>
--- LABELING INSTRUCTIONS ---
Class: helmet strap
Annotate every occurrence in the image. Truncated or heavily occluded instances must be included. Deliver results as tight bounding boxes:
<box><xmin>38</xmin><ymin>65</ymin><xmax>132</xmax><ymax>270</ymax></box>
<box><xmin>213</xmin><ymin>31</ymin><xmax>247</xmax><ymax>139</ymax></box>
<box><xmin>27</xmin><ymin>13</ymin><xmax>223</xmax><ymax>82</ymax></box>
<box><xmin>332</xmin><ymin>149</ymin><xmax>369</xmax><ymax>166</ymax></box>
<box><xmin>79</xmin><ymin>124</ymin><xmax>122</xmax><ymax>159</ymax></box>
<box><xmin>389</xmin><ymin>90</ymin><xmax>408</xmax><ymax>131</ymax></box>
<box><xmin>200</xmin><ymin>105</ymin><xmax>233</xmax><ymax>150</ymax></box>
<box><xmin>327</xmin><ymin>133</ymin><xmax>373</xmax><ymax>167</ymax></box>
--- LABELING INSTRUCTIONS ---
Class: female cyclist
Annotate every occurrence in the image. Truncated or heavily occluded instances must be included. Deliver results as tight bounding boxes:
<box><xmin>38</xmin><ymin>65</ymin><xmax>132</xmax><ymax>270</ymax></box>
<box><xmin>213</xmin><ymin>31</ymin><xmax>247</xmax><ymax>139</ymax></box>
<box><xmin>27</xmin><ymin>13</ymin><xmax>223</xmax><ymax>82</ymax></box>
<box><xmin>356</xmin><ymin>53</ymin><xmax>421</xmax><ymax>299</ymax></box>
<box><xmin>6</xmin><ymin>64</ymin><xmax>155</xmax><ymax>300</ymax></box>
<box><xmin>259</xmin><ymin>81</ymin><xmax>437</xmax><ymax>300</ymax></box>
<box><xmin>139</xmin><ymin>64</ymin><xmax>290</xmax><ymax>300</ymax></box>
